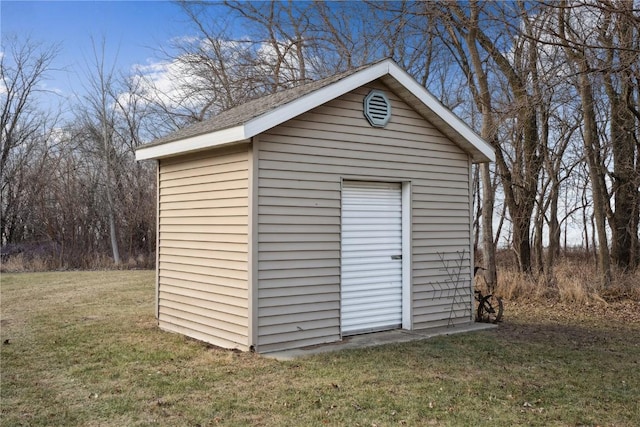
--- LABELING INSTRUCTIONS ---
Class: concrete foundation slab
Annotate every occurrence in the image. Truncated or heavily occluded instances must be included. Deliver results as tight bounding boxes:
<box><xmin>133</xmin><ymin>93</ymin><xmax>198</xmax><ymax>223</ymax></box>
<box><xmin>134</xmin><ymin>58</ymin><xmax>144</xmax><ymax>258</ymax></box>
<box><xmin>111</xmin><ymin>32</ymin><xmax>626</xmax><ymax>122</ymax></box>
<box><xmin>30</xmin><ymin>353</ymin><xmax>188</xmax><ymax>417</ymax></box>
<box><xmin>263</xmin><ymin>322</ymin><xmax>497</xmax><ymax>361</ymax></box>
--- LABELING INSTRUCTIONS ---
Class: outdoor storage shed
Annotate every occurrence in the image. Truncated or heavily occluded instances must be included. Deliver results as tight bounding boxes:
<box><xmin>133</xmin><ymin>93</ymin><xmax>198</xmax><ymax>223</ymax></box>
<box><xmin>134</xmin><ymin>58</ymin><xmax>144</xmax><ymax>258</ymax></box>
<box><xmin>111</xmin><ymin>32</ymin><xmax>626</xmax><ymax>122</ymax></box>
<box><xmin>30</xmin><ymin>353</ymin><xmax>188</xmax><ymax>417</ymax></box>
<box><xmin>136</xmin><ymin>59</ymin><xmax>495</xmax><ymax>353</ymax></box>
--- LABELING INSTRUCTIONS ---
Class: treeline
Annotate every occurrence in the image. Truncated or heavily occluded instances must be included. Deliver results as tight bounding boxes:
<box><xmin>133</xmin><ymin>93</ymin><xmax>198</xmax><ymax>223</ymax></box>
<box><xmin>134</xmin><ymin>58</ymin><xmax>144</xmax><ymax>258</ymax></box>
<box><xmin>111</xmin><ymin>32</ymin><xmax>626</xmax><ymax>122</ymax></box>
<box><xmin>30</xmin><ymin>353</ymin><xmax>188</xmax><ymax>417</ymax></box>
<box><xmin>2</xmin><ymin>1</ymin><xmax>639</xmax><ymax>284</ymax></box>
<box><xmin>1</xmin><ymin>40</ymin><xmax>156</xmax><ymax>268</ymax></box>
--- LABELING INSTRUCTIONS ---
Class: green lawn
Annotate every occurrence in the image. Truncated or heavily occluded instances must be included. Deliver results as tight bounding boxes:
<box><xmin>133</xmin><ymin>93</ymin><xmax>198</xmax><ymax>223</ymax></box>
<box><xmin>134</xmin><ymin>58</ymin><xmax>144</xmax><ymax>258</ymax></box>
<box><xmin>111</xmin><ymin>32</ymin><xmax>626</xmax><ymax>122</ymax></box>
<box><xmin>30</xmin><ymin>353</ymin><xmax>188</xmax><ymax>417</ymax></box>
<box><xmin>1</xmin><ymin>271</ymin><xmax>638</xmax><ymax>426</ymax></box>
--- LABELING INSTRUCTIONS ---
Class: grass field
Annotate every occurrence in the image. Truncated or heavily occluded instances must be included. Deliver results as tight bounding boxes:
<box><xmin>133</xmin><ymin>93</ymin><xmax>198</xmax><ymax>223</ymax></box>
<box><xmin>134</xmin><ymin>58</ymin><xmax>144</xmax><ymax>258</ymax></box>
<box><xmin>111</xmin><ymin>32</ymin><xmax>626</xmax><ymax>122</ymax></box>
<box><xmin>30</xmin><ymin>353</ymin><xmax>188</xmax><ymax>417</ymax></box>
<box><xmin>1</xmin><ymin>270</ymin><xmax>639</xmax><ymax>426</ymax></box>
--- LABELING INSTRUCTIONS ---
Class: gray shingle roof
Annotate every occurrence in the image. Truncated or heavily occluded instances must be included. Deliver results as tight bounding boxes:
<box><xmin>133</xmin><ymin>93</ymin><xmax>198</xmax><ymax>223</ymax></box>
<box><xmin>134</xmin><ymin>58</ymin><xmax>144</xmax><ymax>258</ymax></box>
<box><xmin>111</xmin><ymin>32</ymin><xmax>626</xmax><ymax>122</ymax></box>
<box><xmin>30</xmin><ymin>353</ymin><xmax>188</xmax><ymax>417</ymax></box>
<box><xmin>136</xmin><ymin>58</ymin><xmax>494</xmax><ymax>163</ymax></box>
<box><xmin>144</xmin><ymin>62</ymin><xmax>374</xmax><ymax>148</ymax></box>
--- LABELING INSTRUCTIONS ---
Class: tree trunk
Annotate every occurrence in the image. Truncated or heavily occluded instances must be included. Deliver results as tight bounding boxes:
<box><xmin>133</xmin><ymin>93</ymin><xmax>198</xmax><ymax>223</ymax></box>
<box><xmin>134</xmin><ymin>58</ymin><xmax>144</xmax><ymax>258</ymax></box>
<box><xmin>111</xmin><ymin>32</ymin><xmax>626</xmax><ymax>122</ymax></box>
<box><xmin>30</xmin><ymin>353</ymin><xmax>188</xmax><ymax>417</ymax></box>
<box><xmin>481</xmin><ymin>162</ymin><xmax>497</xmax><ymax>289</ymax></box>
<box><xmin>578</xmin><ymin>69</ymin><xmax>611</xmax><ymax>286</ymax></box>
<box><xmin>512</xmin><ymin>215</ymin><xmax>533</xmax><ymax>274</ymax></box>
<box><xmin>102</xmin><ymin>131</ymin><xmax>121</xmax><ymax>266</ymax></box>
<box><xmin>107</xmin><ymin>195</ymin><xmax>121</xmax><ymax>265</ymax></box>
<box><xmin>472</xmin><ymin>165</ymin><xmax>481</xmax><ymax>254</ymax></box>
<box><xmin>101</xmin><ymin>105</ymin><xmax>121</xmax><ymax>266</ymax></box>
<box><xmin>546</xmin><ymin>183</ymin><xmax>561</xmax><ymax>272</ymax></box>
<box><xmin>533</xmin><ymin>199</ymin><xmax>545</xmax><ymax>275</ymax></box>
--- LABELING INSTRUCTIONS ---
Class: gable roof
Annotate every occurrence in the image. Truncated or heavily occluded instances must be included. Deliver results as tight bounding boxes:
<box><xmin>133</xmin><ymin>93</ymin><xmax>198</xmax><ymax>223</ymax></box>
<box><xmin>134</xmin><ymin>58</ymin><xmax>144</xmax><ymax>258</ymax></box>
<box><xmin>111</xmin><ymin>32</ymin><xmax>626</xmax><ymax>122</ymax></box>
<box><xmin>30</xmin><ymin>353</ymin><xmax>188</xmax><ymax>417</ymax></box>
<box><xmin>136</xmin><ymin>59</ymin><xmax>495</xmax><ymax>163</ymax></box>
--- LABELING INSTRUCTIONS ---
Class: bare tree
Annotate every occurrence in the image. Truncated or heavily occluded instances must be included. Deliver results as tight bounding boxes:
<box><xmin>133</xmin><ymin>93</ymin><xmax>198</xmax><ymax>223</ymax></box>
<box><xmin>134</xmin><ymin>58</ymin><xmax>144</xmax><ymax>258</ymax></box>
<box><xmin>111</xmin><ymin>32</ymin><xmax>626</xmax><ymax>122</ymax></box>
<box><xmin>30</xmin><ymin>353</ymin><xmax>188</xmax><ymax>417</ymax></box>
<box><xmin>77</xmin><ymin>38</ymin><xmax>122</xmax><ymax>265</ymax></box>
<box><xmin>556</xmin><ymin>1</ymin><xmax>613</xmax><ymax>285</ymax></box>
<box><xmin>597</xmin><ymin>0</ymin><xmax>640</xmax><ymax>270</ymax></box>
<box><xmin>0</xmin><ymin>34</ymin><xmax>158</xmax><ymax>269</ymax></box>
<box><xmin>112</xmin><ymin>74</ymin><xmax>157</xmax><ymax>261</ymax></box>
<box><xmin>410</xmin><ymin>1</ymin><xmax>550</xmax><ymax>279</ymax></box>
<box><xmin>1</xmin><ymin>36</ymin><xmax>60</xmax><ymax>244</ymax></box>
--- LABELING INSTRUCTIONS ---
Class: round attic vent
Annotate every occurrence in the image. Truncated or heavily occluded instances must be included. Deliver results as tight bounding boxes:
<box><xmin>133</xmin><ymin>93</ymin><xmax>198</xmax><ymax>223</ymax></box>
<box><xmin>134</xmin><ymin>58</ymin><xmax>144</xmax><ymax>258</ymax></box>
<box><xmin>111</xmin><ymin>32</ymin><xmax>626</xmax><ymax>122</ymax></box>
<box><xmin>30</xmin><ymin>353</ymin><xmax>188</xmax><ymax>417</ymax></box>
<box><xmin>364</xmin><ymin>90</ymin><xmax>391</xmax><ymax>128</ymax></box>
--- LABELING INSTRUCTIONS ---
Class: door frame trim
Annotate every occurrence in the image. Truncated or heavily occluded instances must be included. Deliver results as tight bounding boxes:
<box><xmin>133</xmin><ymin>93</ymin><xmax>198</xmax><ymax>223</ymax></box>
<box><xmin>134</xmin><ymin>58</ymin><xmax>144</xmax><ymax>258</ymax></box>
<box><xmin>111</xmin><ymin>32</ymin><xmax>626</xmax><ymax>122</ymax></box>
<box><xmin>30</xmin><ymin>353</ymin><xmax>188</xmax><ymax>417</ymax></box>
<box><xmin>338</xmin><ymin>179</ymin><xmax>412</xmax><ymax>336</ymax></box>
<box><xmin>401</xmin><ymin>181</ymin><xmax>412</xmax><ymax>330</ymax></box>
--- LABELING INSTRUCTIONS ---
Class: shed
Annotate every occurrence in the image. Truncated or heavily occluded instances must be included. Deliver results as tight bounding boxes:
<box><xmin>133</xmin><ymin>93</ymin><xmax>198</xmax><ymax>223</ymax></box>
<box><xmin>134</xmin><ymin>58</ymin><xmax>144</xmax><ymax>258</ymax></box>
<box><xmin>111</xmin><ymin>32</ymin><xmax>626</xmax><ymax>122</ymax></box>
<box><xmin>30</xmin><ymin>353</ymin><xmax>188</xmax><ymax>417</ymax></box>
<box><xmin>136</xmin><ymin>59</ymin><xmax>495</xmax><ymax>353</ymax></box>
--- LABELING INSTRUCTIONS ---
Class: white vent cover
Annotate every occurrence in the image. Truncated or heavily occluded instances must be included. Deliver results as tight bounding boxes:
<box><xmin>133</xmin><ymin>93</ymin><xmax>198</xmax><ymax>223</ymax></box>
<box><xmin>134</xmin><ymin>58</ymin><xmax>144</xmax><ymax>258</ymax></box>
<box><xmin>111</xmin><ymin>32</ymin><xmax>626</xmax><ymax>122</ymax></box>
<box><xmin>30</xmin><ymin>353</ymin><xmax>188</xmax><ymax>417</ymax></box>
<box><xmin>363</xmin><ymin>90</ymin><xmax>391</xmax><ymax>128</ymax></box>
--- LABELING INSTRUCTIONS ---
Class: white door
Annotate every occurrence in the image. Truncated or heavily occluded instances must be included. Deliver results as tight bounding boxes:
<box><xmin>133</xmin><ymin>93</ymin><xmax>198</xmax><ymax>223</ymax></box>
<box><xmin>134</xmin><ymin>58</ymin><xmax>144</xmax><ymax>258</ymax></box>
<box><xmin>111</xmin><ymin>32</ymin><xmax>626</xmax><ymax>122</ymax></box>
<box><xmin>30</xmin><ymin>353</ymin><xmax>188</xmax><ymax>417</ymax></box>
<box><xmin>341</xmin><ymin>181</ymin><xmax>403</xmax><ymax>335</ymax></box>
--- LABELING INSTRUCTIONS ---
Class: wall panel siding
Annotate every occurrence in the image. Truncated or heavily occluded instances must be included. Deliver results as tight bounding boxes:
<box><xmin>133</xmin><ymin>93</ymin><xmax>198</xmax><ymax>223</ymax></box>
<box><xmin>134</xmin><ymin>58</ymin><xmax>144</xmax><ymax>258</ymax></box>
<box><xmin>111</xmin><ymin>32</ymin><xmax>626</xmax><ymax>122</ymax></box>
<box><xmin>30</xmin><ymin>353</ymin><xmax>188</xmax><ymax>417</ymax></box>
<box><xmin>257</xmin><ymin>80</ymin><xmax>473</xmax><ymax>352</ymax></box>
<box><xmin>158</xmin><ymin>145</ymin><xmax>250</xmax><ymax>350</ymax></box>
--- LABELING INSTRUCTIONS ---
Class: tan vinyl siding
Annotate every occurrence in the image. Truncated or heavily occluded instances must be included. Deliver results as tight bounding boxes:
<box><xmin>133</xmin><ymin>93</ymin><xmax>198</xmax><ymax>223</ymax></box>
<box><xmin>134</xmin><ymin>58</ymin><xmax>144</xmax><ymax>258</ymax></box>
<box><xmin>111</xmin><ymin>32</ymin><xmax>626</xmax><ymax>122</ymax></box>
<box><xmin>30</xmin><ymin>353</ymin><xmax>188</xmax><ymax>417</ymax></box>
<box><xmin>256</xmin><ymin>80</ymin><xmax>472</xmax><ymax>352</ymax></box>
<box><xmin>158</xmin><ymin>145</ymin><xmax>250</xmax><ymax>350</ymax></box>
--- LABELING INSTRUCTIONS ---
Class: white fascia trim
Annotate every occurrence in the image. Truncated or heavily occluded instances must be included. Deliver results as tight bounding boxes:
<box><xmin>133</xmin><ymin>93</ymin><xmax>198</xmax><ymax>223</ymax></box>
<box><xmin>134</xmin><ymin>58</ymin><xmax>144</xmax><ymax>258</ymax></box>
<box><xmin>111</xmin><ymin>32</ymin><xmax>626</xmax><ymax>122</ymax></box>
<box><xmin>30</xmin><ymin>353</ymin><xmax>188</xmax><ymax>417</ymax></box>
<box><xmin>135</xmin><ymin>125</ymin><xmax>247</xmax><ymax>160</ymax></box>
<box><xmin>388</xmin><ymin>65</ymin><xmax>496</xmax><ymax>163</ymax></box>
<box><xmin>244</xmin><ymin>61</ymin><xmax>392</xmax><ymax>137</ymax></box>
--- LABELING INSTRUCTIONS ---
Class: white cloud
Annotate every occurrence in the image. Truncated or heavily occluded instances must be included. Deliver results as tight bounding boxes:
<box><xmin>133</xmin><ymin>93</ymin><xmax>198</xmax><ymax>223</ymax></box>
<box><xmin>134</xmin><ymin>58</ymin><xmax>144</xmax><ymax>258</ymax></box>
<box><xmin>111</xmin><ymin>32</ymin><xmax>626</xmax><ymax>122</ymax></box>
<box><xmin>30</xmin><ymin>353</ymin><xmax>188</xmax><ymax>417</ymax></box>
<box><xmin>123</xmin><ymin>34</ymin><xmax>310</xmax><ymax>118</ymax></box>
<box><xmin>129</xmin><ymin>57</ymin><xmax>208</xmax><ymax>112</ymax></box>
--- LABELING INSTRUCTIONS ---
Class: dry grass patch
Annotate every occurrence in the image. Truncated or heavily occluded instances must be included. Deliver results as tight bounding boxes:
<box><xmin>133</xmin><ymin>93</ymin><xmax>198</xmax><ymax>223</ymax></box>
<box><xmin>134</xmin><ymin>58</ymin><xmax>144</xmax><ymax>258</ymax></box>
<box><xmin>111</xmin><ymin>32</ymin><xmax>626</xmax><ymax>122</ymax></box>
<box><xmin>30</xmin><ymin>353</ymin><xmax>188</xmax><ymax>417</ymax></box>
<box><xmin>0</xmin><ymin>253</ymin><xmax>50</xmax><ymax>273</ymax></box>
<box><xmin>0</xmin><ymin>250</ymin><xmax>155</xmax><ymax>273</ymax></box>
<box><xmin>493</xmin><ymin>257</ymin><xmax>640</xmax><ymax>305</ymax></box>
<box><xmin>1</xmin><ymin>270</ymin><xmax>639</xmax><ymax>426</ymax></box>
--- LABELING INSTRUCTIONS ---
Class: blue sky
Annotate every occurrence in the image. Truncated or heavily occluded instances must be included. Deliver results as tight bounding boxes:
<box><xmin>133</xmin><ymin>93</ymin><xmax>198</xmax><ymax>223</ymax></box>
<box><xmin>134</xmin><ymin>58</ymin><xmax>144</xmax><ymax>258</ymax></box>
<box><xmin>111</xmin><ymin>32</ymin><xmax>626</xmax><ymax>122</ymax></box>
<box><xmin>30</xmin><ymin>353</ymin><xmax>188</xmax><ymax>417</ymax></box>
<box><xmin>2</xmin><ymin>1</ymin><xmax>193</xmax><ymax>103</ymax></box>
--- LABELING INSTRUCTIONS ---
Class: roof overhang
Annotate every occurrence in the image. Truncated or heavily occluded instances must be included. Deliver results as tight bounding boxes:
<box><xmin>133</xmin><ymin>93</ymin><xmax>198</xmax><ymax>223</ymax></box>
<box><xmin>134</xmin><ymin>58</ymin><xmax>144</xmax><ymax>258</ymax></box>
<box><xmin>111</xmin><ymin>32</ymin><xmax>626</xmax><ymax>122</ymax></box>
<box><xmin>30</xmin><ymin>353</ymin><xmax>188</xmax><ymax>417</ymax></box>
<box><xmin>136</xmin><ymin>60</ymin><xmax>495</xmax><ymax>163</ymax></box>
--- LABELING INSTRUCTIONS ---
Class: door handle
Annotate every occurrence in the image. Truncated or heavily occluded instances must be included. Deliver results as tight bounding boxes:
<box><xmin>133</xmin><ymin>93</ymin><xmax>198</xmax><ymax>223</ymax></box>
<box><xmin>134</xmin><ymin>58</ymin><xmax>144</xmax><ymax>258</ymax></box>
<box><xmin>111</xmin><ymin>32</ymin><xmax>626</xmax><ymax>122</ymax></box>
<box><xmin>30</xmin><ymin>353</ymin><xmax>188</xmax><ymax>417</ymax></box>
<box><xmin>391</xmin><ymin>255</ymin><xmax>402</xmax><ymax>260</ymax></box>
